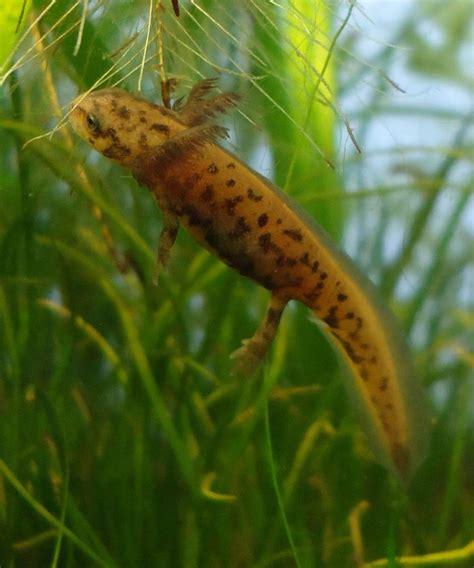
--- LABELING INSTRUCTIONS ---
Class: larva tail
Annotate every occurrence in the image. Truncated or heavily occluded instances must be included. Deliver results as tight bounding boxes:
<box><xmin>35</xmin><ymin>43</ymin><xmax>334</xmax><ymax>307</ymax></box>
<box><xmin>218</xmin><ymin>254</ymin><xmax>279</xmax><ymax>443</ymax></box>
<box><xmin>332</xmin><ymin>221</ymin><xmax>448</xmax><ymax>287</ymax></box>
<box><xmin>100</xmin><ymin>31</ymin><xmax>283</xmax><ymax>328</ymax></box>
<box><xmin>311</xmin><ymin>288</ymin><xmax>431</xmax><ymax>482</ymax></box>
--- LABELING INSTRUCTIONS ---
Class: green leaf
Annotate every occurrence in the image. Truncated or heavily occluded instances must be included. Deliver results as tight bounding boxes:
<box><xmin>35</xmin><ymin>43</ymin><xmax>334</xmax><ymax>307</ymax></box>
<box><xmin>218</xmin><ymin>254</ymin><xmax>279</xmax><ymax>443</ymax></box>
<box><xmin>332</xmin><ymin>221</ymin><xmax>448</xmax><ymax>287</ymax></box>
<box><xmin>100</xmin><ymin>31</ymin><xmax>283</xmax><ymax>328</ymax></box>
<box><xmin>0</xmin><ymin>0</ymin><xmax>31</xmax><ymax>69</ymax></box>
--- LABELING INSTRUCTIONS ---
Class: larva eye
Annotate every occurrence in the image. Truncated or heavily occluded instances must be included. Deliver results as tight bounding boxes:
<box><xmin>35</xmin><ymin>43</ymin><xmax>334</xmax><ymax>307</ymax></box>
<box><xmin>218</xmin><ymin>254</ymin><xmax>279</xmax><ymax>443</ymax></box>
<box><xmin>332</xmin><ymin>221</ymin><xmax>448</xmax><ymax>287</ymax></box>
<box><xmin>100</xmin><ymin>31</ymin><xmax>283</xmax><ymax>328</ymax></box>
<box><xmin>86</xmin><ymin>113</ymin><xmax>100</xmax><ymax>132</ymax></box>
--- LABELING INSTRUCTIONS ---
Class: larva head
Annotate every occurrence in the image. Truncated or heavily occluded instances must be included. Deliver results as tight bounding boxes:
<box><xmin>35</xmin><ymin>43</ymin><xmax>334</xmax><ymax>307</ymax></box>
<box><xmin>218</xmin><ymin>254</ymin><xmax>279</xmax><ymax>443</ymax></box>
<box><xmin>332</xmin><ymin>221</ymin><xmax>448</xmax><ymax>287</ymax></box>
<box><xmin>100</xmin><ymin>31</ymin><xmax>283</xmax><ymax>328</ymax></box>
<box><xmin>69</xmin><ymin>88</ymin><xmax>179</xmax><ymax>167</ymax></box>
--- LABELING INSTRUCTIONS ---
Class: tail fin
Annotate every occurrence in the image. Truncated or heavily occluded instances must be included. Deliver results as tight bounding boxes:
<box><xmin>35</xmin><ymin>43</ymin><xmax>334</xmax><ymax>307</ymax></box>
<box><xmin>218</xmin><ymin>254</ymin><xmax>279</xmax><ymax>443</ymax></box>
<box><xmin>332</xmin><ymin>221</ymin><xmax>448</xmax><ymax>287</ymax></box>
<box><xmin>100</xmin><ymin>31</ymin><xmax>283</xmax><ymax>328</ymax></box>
<box><xmin>311</xmin><ymin>285</ymin><xmax>431</xmax><ymax>482</ymax></box>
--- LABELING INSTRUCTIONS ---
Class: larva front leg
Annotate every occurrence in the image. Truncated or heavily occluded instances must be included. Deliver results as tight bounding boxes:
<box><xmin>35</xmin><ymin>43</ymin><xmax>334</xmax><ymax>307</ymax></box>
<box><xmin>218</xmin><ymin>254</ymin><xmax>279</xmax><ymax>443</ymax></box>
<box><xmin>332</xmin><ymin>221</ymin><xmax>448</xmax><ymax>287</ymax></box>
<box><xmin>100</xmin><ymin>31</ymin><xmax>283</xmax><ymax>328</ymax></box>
<box><xmin>153</xmin><ymin>203</ymin><xmax>179</xmax><ymax>285</ymax></box>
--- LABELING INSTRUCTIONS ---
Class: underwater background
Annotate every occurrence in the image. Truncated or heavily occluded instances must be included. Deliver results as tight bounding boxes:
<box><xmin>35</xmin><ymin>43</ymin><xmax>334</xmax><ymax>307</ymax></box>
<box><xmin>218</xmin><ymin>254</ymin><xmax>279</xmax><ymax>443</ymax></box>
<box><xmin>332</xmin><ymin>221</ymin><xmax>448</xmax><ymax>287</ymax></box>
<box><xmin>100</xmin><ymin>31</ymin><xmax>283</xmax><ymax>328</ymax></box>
<box><xmin>0</xmin><ymin>1</ymin><xmax>472</xmax><ymax>566</ymax></box>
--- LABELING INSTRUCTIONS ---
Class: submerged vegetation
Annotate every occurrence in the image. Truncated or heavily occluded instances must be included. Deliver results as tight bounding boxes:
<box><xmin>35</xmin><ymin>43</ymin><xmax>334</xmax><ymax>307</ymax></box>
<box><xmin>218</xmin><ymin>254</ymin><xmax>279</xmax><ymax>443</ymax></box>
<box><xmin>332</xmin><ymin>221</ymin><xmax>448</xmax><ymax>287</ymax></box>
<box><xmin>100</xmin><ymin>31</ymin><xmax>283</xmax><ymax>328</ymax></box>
<box><xmin>0</xmin><ymin>1</ymin><xmax>472</xmax><ymax>566</ymax></box>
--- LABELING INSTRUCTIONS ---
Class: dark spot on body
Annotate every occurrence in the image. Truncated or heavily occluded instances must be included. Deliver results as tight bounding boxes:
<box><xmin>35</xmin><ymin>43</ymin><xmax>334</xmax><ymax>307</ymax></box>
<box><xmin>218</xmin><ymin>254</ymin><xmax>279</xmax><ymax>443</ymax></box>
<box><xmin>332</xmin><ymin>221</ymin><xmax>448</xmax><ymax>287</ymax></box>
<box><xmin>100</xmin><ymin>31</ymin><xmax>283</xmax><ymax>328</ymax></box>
<box><xmin>151</xmin><ymin>123</ymin><xmax>170</xmax><ymax>135</ymax></box>
<box><xmin>227</xmin><ymin>162</ymin><xmax>236</xmax><ymax>169</ymax></box>
<box><xmin>320</xmin><ymin>272</ymin><xmax>328</xmax><ymax>280</ymax></box>
<box><xmin>258</xmin><ymin>213</ymin><xmax>269</xmax><ymax>227</ymax></box>
<box><xmin>350</xmin><ymin>318</ymin><xmax>364</xmax><ymax>340</ymax></box>
<box><xmin>337</xmin><ymin>293</ymin><xmax>348</xmax><ymax>302</ymax></box>
<box><xmin>277</xmin><ymin>219</ymin><xmax>282</xmax><ymax>225</ymax></box>
<box><xmin>316</xmin><ymin>282</ymin><xmax>325</xmax><ymax>290</ymax></box>
<box><xmin>247</xmin><ymin>188</ymin><xmax>263</xmax><ymax>202</ymax></box>
<box><xmin>369</xmin><ymin>355</ymin><xmax>378</xmax><ymax>365</ymax></box>
<box><xmin>259</xmin><ymin>233</ymin><xmax>272</xmax><ymax>254</ymax></box>
<box><xmin>226</xmin><ymin>179</ymin><xmax>236</xmax><ymax>187</ymax></box>
<box><xmin>118</xmin><ymin>106</ymin><xmax>131</xmax><ymax>119</ymax></box>
<box><xmin>201</xmin><ymin>185</ymin><xmax>215</xmax><ymax>201</ymax></box>
<box><xmin>346</xmin><ymin>312</ymin><xmax>355</xmax><ymax>320</ymax></box>
<box><xmin>228</xmin><ymin>217</ymin><xmax>251</xmax><ymax>239</ymax></box>
<box><xmin>379</xmin><ymin>376</ymin><xmax>389</xmax><ymax>392</ymax></box>
<box><xmin>208</xmin><ymin>163</ymin><xmax>219</xmax><ymax>174</ymax></box>
<box><xmin>361</xmin><ymin>368</ymin><xmax>369</xmax><ymax>381</ymax></box>
<box><xmin>300</xmin><ymin>253</ymin><xmax>310</xmax><ymax>265</ymax></box>
<box><xmin>138</xmin><ymin>133</ymin><xmax>148</xmax><ymax>147</ymax></box>
<box><xmin>224</xmin><ymin>195</ymin><xmax>244</xmax><ymax>216</ymax></box>
<box><xmin>97</xmin><ymin>126</ymin><xmax>134</xmax><ymax>159</ymax></box>
<box><xmin>104</xmin><ymin>144</ymin><xmax>131</xmax><ymax>159</ymax></box>
<box><xmin>182</xmin><ymin>205</ymin><xmax>211</xmax><ymax>229</ymax></box>
<box><xmin>309</xmin><ymin>284</ymin><xmax>321</xmax><ymax>297</ymax></box>
<box><xmin>272</xmin><ymin>242</ymin><xmax>283</xmax><ymax>256</ymax></box>
<box><xmin>139</xmin><ymin>116</ymin><xmax>147</xmax><ymax>124</ymax></box>
<box><xmin>339</xmin><ymin>338</ymin><xmax>364</xmax><ymax>365</ymax></box>
<box><xmin>311</xmin><ymin>261</ymin><xmax>320</xmax><ymax>273</ymax></box>
<box><xmin>283</xmin><ymin>228</ymin><xmax>303</xmax><ymax>242</ymax></box>
<box><xmin>323</xmin><ymin>306</ymin><xmax>339</xmax><ymax>328</ymax></box>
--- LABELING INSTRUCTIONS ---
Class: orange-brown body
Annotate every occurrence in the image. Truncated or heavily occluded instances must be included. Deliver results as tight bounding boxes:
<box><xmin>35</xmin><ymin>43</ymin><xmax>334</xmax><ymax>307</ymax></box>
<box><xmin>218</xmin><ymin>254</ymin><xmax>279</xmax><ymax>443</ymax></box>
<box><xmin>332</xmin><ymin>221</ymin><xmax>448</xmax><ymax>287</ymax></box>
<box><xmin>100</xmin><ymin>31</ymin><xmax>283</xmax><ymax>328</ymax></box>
<box><xmin>70</xmin><ymin>80</ymin><xmax>430</xmax><ymax>480</ymax></box>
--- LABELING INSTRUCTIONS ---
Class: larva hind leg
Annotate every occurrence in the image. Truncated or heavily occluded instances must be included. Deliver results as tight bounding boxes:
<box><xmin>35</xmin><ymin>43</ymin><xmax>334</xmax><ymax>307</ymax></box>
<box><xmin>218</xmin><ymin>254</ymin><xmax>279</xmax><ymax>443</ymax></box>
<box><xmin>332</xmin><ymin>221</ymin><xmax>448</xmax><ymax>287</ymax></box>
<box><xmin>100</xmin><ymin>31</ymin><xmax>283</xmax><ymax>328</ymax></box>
<box><xmin>231</xmin><ymin>294</ymin><xmax>288</xmax><ymax>375</ymax></box>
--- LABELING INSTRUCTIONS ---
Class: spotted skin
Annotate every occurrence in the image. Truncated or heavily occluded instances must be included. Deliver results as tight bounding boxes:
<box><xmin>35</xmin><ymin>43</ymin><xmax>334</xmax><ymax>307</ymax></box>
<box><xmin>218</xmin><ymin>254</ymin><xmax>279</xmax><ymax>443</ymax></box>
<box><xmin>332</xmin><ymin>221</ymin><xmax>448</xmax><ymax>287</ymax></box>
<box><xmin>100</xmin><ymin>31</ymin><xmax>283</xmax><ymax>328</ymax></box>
<box><xmin>69</xmin><ymin>82</ymin><xmax>430</xmax><ymax>480</ymax></box>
